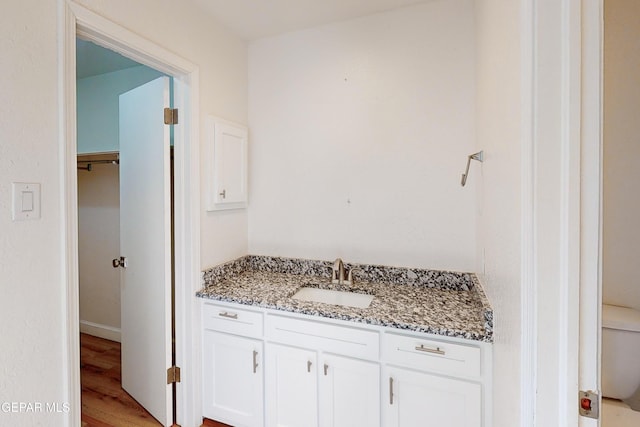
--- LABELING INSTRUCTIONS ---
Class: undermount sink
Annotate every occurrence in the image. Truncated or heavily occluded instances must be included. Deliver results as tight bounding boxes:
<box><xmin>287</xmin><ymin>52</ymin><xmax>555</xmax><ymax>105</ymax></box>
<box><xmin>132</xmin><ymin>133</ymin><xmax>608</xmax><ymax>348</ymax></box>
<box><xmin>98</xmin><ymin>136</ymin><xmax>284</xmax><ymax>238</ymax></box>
<box><xmin>292</xmin><ymin>287</ymin><xmax>374</xmax><ymax>309</ymax></box>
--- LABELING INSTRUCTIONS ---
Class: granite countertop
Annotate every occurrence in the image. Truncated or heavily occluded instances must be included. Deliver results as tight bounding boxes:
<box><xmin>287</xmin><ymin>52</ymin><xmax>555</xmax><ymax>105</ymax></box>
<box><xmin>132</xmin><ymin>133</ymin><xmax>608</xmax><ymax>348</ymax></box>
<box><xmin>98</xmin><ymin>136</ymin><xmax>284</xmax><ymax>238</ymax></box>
<box><xmin>197</xmin><ymin>255</ymin><xmax>493</xmax><ymax>343</ymax></box>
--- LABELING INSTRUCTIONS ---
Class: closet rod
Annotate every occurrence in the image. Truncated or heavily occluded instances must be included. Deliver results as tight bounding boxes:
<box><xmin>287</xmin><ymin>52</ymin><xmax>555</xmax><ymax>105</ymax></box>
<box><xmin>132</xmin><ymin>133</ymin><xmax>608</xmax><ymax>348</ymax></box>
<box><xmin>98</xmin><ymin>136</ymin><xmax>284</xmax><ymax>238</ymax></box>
<box><xmin>77</xmin><ymin>159</ymin><xmax>119</xmax><ymax>172</ymax></box>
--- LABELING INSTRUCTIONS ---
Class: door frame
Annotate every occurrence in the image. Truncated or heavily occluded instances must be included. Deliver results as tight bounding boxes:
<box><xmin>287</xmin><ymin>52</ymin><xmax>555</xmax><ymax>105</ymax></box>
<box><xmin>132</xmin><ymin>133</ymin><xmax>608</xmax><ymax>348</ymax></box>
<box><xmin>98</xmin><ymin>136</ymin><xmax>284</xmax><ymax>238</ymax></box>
<box><xmin>579</xmin><ymin>1</ymin><xmax>603</xmax><ymax>426</ymax></box>
<box><xmin>59</xmin><ymin>2</ymin><xmax>202</xmax><ymax>426</ymax></box>
<box><xmin>521</xmin><ymin>1</ymin><xmax>603</xmax><ymax>425</ymax></box>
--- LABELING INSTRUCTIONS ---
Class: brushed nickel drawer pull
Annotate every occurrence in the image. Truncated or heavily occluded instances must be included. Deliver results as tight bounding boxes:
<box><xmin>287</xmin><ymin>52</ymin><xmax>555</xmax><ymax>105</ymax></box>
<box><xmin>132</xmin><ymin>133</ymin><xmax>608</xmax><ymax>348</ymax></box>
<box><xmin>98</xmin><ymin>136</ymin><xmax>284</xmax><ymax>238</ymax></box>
<box><xmin>389</xmin><ymin>377</ymin><xmax>394</xmax><ymax>405</ymax></box>
<box><xmin>252</xmin><ymin>350</ymin><xmax>259</xmax><ymax>374</ymax></box>
<box><xmin>324</xmin><ymin>364</ymin><xmax>329</xmax><ymax>376</ymax></box>
<box><xmin>307</xmin><ymin>360</ymin><xmax>312</xmax><ymax>373</ymax></box>
<box><xmin>218</xmin><ymin>311</ymin><xmax>238</xmax><ymax>320</ymax></box>
<box><xmin>415</xmin><ymin>344</ymin><xmax>445</xmax><ymax>355</ymax></box>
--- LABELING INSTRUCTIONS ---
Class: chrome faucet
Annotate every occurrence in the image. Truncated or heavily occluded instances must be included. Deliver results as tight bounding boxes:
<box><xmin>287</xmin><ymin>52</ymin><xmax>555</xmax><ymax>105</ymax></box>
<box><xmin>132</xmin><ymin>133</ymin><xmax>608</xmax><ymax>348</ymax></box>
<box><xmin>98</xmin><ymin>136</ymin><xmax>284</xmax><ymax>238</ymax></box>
<box><xmin>331</xmin><ymin>258</ymin><xmax>353</xmax><ymax>285</ymax></box>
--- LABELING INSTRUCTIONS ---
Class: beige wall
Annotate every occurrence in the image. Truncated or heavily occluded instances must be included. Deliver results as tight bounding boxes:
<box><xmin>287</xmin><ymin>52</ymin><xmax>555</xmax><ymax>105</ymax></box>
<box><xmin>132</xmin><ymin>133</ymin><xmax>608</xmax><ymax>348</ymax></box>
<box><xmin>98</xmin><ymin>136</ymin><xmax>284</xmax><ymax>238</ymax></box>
<box><xmin>248</xmin><ymin>0</ymin><xmax>477</xmax><ymax>271</ymax></box>
<box><xmin>0</xmin><ymin>1</ymin><xmax>247</xmax><ymax>424</ymax></box>
<box><xmin>603</xmin><ymin>0</ymin><xmax>640</xmax><ymax>310</ymax></box>
<box><xmin>78</xmin><ymin>165</ymin><xmax>121</xmax><ymax>339</ymax></box>
<box><xmin>475</xmin><ymin>1</ymin><xmax>522</xmax><ymax>426</ymax></box>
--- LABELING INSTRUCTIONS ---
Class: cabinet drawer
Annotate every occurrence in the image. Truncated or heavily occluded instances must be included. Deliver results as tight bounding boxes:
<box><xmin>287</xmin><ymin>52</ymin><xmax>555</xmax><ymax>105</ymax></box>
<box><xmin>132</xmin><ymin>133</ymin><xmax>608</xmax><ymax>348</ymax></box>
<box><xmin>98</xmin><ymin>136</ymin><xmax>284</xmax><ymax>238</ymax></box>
<box><xmin>383</xmin><ymin>333</ymin><xmax>481</xmax><ymax>378</ymax></box>
<box><xmin>202</xmin><ymin>302</ymin><xmax>263</xmax><ymax>338</ymax></box>
<box><xmin>266</xmin><ymin>315</ymin><xmax>379</xmax><ymax>360</ymax></box>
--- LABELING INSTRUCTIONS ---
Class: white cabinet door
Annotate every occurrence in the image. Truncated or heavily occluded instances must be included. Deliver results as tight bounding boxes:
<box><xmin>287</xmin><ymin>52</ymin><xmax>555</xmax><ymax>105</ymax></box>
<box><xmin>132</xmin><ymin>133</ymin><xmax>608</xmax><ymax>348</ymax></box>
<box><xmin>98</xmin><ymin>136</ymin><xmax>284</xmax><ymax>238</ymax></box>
<box><xmin>385</xmin><ymin>367</ymin><xmax>482</xmax><ymax>427</ymax></box>
<box><xmin>319</xmin><ymin>354</ymin><xmax>380</xmax><ymax>427</ymax></box>
<box><xmin>202</xmin><ymin>331</ymin><xmax>263</xmax><ymax>427</ymax></box>
<box><xmin>265</xmin><ymin>344</ymin><xmax>318</xmax><ymax>427</ymax></box>
<box><xmin>206</xmin><ymin>116</ymin><xmax>248</xmax><ymax>210</ymax></box>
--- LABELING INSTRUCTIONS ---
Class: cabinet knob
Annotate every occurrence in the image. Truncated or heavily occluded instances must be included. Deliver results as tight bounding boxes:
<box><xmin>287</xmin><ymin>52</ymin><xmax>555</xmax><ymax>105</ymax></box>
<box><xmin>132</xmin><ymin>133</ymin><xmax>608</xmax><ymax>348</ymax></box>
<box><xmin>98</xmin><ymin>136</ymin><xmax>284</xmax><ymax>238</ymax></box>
<box><xmin>219</xmin><ymin>189</ymin><xmax>226</xmax><ymax>199</ymax></box>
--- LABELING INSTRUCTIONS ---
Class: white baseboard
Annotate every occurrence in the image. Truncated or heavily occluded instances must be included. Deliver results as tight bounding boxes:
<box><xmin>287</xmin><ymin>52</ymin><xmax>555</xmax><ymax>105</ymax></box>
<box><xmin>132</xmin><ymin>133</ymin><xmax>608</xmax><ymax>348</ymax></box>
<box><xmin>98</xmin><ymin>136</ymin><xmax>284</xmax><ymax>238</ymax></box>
<box><xmin>79</xmin><ymin>320</ymin><xmax>121</xmax><ymax>343</ymax></box>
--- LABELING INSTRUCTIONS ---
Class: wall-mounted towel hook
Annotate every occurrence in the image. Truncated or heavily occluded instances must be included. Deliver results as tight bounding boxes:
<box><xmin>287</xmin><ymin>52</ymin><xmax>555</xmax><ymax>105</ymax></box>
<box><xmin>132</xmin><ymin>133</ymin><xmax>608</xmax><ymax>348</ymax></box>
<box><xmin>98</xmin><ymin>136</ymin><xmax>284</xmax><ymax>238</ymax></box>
<box><xmin>461</xmin><ymin>151</ymin><xmax>483</xmax><ymax>187</ymax></box>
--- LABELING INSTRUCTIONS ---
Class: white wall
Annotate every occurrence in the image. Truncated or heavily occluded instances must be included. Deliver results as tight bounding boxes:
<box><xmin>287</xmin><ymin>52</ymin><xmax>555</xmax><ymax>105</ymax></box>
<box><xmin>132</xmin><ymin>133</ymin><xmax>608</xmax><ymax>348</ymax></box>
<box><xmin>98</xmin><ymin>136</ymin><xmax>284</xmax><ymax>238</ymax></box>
<box><xmin>77</xmin><ymin>65</ymin><xmax>164</xmax><ymax>154</ymax></box>
<box><xmin>476</xmin><ymin>1</ymin><xmax>583</xmax><ymax>425</ymax></box>
<box><xmin>248</xmin><ymin>0</ymin><xmax>477</xmax><ymax>271</ymax></box>
<box><xmin>603</xmin><ymin>0</ymin><xmax>640</xmax><ymax>310</ymax></box>
<box><xmin>474</xmin><ymin>1</ymin><xmax>522</xmax><ymax>426</ymax></box>
<box><xmin>78</xmin><ymin>165</ymin><xmax>121</xmax><ymax>340</ymax></box>
<box><xmin>0</xmin><ymin>0</ymin><xmax>247</xmax><ymax>424</ymax></box>
<box><xmin>0</xmin><ymin>1</ymin><xmax>66</xmax><ymax>425</ymax></box>
<box><xmin>72</xmin><ymin>0</ymin><xmax>249</xmax><ymax>270</ymax></box>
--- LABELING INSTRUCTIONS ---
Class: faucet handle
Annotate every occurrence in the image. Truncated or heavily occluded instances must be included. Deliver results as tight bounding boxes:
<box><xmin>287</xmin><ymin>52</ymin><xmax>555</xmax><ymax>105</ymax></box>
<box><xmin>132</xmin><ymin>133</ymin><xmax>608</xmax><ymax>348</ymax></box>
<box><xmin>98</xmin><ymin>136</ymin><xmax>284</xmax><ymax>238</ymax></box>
<box><xmin>332</xmin><ymin>258</ymin><xmax>344</xmax><ymax>283</ymax></box>
<box><xmin>345</xmin><ymin>267</ymin><xmax>362</xmax><ymax>285</ymax></box>
<box><xmin>347</xmin><ymin>268</ymin><xmax>354</xmax><ymax>283</ymax></box>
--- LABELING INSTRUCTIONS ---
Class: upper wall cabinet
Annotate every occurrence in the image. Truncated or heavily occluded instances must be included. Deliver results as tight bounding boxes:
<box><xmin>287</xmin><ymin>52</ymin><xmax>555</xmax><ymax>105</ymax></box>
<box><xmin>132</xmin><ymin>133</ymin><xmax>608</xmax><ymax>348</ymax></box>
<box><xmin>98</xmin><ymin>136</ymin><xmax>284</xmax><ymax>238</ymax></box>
<box><xmin>205</xmin><ymin>116</ymin><xmax>248</xmax><ymax>211</ymax></box>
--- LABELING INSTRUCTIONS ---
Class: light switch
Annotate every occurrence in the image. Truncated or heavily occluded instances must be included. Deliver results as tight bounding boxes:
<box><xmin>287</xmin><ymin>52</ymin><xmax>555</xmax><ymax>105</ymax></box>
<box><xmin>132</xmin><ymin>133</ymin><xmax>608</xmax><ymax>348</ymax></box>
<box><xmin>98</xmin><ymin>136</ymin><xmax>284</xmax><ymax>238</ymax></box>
<box><xmin>22</xmin><ymin>191</ymin><xmax>34</xmax><ymax>211</ymax></box>
<box><xmin>12</xmin><ymin>182</ymin><xmax>41</xmax><ymax>221</ymax></box>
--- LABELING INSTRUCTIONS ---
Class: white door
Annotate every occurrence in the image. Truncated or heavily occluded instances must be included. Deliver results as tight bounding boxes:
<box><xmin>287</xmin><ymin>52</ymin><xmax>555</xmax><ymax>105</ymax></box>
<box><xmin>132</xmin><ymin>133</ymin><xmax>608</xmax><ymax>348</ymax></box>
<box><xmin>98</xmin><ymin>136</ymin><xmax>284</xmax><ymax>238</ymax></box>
<box><xmin>119</xmin><ymin>76</ymin><xmax>172</xmax><ymax>425</ymax></box>
<box><xmin>319</xmin><ymin>354</ymin><xmax>380</xmax><ymax>427</ymax></box>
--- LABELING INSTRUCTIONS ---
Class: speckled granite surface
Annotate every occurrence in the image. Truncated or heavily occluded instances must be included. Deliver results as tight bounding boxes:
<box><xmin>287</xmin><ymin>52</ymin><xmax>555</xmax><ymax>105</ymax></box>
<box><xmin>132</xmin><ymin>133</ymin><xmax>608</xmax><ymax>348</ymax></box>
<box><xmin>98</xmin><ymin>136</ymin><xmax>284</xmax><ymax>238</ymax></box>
<box><xmin>197</xmin><ymin>256</ymin><xmax>493</xmax><ymax>342</ymax></box>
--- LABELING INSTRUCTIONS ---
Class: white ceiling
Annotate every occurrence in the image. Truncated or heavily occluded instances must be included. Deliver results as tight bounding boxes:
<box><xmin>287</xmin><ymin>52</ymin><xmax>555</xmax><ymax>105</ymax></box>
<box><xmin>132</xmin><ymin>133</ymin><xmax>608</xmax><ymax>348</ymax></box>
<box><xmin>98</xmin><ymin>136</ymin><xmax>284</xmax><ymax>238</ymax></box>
<box><xmin>76</xmin><ymin>1</ymin><xmax>429</xmax><ymax>78</ymax></box>
<box><xmin>190</xmin><ymin>0</ymin><xmax>429</xmax><ymax>40</ymax></box>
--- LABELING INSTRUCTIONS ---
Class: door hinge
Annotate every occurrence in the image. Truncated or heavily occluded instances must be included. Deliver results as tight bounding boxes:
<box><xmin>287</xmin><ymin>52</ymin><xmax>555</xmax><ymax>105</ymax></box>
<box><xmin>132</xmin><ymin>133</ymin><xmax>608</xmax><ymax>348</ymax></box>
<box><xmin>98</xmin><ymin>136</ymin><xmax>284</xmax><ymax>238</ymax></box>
<box><xmin>167</xmin><ymin>366</ymin><xmax>181</xmax><ymax>384</ymax></box>
<box><xmin>579</xmin><ymin>390</ymin><xmax>600</xmax><ymax>419</ymax></box>
<box><xmin>112</xmin><ymin>256</ymin><xmax>127</xmax><ymax>269</ymax></box>
<box><xmin>164</xmin><ymin>108</ymin><xmax>178</xmax><ymax>125</ymax></box>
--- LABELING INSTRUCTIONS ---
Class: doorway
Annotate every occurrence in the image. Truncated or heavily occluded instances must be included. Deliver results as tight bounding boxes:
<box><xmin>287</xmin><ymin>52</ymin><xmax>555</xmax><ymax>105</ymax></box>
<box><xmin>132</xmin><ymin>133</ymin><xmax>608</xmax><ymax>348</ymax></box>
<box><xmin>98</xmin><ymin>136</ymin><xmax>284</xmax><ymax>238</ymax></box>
<box><xmin>600</xmin><ymin>0</ymin><xmax>640</xmax><ymax>425</ymax></box>
<box><xmin>76</xmin><ymin>38</ymin><xmax>167</xmax><ymax>344</ymax></box>
<box><xmin>579</xmin><ymin>1</ymin><xmax>640</xmax><ymax>426</ymax></box>
<box><xmin>76</xmin><ymin>37</ymin><xmax>172</xmax><ymax>426</ymax></box>
<box><xmin>61</xmin><ymin>4</ymin><xmax>202</xmax><ymax>427</ymax></box>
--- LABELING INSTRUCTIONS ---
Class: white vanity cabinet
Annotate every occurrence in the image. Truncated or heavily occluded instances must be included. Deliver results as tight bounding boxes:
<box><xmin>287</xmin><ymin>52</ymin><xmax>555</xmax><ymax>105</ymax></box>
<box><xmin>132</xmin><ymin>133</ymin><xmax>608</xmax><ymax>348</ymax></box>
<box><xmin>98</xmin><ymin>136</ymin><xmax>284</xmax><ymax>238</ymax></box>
<box><xmin>264</xmin><ymin>314</ymin><xmax>381</xmax><ymax>427</ymax></box>
<box><xmin>201</xmin><ymin>300</ymin><xmax>491</xmax><ymax>427</ymax></box>
<box><xmin>264</xmin><ymin>348</ymin><xmax>381</xmax><ymax>427</ymax></box>
<box><xmin>202</xmin><ymin>303</ymin><xmax>264</xmax><ymax>427</ymax></box>
<box><xmin>382</xmin><ymin>332</ymin><xmax>488</xmax><ymax>427</ymax></box>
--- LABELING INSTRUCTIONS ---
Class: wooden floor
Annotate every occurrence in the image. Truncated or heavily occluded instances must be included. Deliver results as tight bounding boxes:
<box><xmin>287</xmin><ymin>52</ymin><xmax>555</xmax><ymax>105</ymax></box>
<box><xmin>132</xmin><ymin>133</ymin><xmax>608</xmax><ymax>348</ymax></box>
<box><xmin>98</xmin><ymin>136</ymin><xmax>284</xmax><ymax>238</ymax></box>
<box><xmin>81</xmin><ymin>333</ymin><xmax>161</xmax><ymax>427</ymax></box>
<box><xmin>201</xmin><ymin>418</ymin><xmax>232</xmax><ymax>427</ymax></box>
